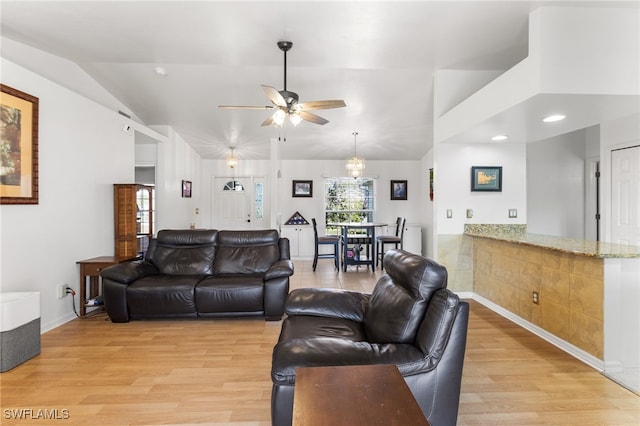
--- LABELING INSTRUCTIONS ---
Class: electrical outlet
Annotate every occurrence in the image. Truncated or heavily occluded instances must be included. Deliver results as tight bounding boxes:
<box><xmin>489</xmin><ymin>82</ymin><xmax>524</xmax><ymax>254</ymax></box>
<box><xmin>57</xmin><ymin>284</ymin><xmax>68</xmax><ymax>299</ymax></box>
<box><xmin>532</xmin><ymin>291</ymin><xmax>539</xmax><ymax>305</ymax></box>
<box><xmin>466</xmin><ymin>209</ymin><xmax>473</xmax><ymax>218</ymax></box>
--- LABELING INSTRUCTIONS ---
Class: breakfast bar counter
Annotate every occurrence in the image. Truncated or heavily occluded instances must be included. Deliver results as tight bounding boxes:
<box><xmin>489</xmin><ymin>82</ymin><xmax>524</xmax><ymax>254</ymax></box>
<box><xmin>463</xmin><ymin>224</ymin><xmax>640</xmax><ymax>259</ymax></box>
<box><xmin>464</xmin><ymin>224</ymin><xmax>639</xmax><ymax>393</ymax></box>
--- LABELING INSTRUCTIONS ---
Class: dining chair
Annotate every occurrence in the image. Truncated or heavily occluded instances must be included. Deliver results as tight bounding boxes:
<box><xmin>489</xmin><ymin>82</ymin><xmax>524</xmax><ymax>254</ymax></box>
<box><xmin>376</xmin><ymin>217</ymin><xmax>406</xmax><ymax>270</ymax></box>
<box><xmin>312</xmin><ymin>218</ymin><xmax>342</xmax><ymax>271</ymax></box>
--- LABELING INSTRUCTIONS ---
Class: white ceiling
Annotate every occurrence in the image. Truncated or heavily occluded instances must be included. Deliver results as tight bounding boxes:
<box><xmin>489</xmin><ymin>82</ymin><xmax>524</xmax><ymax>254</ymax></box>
<box><xmin>1</xmin><ymin>1</ymin><xmax>636</xmax><ymax>161</ymax></box>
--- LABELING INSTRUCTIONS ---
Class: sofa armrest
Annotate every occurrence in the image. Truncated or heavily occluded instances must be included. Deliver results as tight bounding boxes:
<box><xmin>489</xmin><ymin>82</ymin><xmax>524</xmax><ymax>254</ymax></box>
<box><xmin>271</xmin><ymin>339</ymin><xmax>423</xmax><ymax>385</ymax></box>
<box><xmin>100</xmin><ymin>260</ymin><xmax>158</xmax><ymax>284</ymax></box>
<box><xmin>264</xmin><ymin>259</ymin><xmax>294</xmax><ymax>281</ymax></box>
<box><xmin>285</xmin><ymin>288</ymin><xmax>370</xmax><ymax>322</ymax></box>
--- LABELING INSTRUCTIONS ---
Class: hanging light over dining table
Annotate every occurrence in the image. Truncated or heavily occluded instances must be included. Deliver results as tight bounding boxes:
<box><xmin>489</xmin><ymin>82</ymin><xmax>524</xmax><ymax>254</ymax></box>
<box><xmin>346</xmin><ymin>131</ymin><xmax>365</xmax><ymax>178</ymax></box>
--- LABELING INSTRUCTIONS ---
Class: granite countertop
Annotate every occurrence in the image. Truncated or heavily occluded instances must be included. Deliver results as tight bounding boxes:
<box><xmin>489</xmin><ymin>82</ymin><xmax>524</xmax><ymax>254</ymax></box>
<box><xmin>463</xmin><ymin>224</ymin><xmax>640</xmax><ymax>259</ymax></box>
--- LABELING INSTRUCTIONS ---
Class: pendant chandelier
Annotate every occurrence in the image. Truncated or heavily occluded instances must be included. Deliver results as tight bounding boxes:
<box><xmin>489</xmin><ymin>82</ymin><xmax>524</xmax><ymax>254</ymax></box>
<box><xmin>226</xmin><ymin>147</ymin><xmax>238</xmax><ymax>169</ymax></box>
<box><xmin>345</xmin><ymin>131</ymin><xmax>365</xmax><ymax>178</ymax></box>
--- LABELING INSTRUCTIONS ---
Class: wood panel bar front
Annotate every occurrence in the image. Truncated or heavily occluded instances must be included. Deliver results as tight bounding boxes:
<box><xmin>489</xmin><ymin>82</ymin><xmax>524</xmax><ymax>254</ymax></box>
<box><xmin>293</xmin><ymin>364</ymin><xmax>429</xmax><ymax>426</ymax></box>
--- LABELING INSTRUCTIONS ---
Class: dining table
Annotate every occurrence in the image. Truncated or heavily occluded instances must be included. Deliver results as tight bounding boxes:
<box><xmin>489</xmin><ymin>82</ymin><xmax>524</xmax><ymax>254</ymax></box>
<box><xmin>327</xmin><ymin>222</ymin><xmax>386</xmax><ymax>271</ymax></box>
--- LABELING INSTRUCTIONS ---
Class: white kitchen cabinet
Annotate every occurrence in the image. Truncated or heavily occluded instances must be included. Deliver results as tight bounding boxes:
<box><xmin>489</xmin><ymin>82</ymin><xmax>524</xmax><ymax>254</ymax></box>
<box><xmin>402</xmin><ymin>224</ymin><xmax>422</xmax><ymax>256</ymax></box>
<box><xmin>379</xmin><ymin>222</ymin><xmax>422</xmax><ymax>256</ymax></box>
<box><xmin>280</xmin><ymin>225</ymin><xmax>314</xmax><ymax>258</ymax></box>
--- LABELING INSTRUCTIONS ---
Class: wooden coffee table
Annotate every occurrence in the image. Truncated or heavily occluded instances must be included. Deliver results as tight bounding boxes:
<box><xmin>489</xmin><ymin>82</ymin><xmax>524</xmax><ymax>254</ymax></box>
<box><xmin>293</xmin><ymin>364</ymin><xmax>430</xmax><ymax>426</ymax></box>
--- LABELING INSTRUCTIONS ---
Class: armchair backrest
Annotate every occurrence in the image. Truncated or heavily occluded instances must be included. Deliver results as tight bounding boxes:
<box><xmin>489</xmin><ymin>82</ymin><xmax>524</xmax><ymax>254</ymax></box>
<box><xmin>363</xmin><ymin>250</ymin><xmax>447</xmax><ymax>343</ymax></box>
<box><xmin>213</xmin><ymin>229</ymin><xmax>281</xmax><ymax>274</ymax></box>
<box><xmin>146</xmin><ymin>229</ymin><xmax>218</xmax><ymax>275</ymax></box>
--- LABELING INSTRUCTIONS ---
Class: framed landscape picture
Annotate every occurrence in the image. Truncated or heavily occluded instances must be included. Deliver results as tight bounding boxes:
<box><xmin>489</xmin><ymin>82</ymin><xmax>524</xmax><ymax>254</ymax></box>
<box><xmin>292</xmin><ymin>180</ymin><xmax>313</xmax><ymax>197</ymax></box>
<box><xmin>471</xmin><ymin>166</ymin><xmax>502</xmax><ymax>192</ymax></box>
<box><xmin>1</xmin><ymin>84</ymin><xmax>39</xmax><ymax>204</ymax></box>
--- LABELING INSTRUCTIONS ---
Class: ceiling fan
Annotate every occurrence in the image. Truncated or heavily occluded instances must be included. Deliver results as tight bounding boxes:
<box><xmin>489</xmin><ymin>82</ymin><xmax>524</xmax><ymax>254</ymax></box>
<box><xmin>219</xmin><ymin>41</ymin><xmax>346</xmax><ymax>127</ymax></box>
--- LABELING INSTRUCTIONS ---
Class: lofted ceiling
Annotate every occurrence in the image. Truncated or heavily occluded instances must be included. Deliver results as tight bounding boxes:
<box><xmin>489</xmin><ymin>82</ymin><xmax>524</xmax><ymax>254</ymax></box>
<box><xmin>1</xmin><ymin>1</ymin><xmax>637</xmax><ymax>161</ymax></box>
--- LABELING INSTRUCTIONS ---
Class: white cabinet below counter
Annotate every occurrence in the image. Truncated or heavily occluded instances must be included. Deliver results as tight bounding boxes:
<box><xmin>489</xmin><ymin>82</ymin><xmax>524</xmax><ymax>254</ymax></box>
<box><xmin>402</xmin><ymin>224</ymin><xmax>422</xmax><ymax>256</ymax></box>
<box><xmin>280</xmin><ymin>225</ymin><xmax>314</xmax><ymax>258</ymax></box>
<box><xmin>378</xmin><ymin>223</ymin><xmax>422</xmax><ymax>256</ymax></box>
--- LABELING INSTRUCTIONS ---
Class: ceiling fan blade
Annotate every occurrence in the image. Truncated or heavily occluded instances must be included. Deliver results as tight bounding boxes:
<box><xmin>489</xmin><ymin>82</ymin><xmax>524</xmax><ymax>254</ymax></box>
<box><xmin>262</xmin><ymin>85</ymin><xmax>287</xmax><ymax>107</ymax></box>
<box><xmin>219</xmin><ymin>105</ymin><xmax>274</xmax><ymax>110</ymax></box>
<box><xmin>297</xmin><ymin>100</ymin><xmax>346</xmax><ymax>111</ymax></box>
<box><xmin>297</xmin><ymin>111</ymin><xmax>329</xmax><ymax>125</ymax></box>
<box><xmin>261</xmin><ymin>114</ymin><xmax>276</xmax><ymax>127</ymax></box>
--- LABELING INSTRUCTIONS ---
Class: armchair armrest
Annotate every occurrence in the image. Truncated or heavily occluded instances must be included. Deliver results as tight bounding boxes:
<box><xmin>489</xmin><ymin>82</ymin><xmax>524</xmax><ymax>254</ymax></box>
<box><xmin>271</xmin><ymin>339</ymin><xmax>424</xmax><ymax>385</ymax></box>
<box><xmin>100</xmin><ymin>260</ymin><xmax>158</xmax><ymax>284</ymax></box>
<box><xmin>264</xmin><ymin>259</ymin><xmax>294</xmax><ymax>281</ymax></box>
<box><xmin>285</xmin><ymin>288</ymin><xmax>370</xmax><ymax>323</ymax></box>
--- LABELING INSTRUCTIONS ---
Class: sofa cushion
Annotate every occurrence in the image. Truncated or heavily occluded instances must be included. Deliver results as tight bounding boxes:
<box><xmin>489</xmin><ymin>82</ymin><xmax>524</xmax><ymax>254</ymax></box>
<box><xmin>195</xmin><ymin>275</ymin><xmax>264</xmax><ymax>313</ymax></box>
<box><xmin>364</xmin><ymin>250</ymin><xmax>447</xmax><ymax>344</ymax></box>
<box><xmin>126</xmin><ymin>275</ymin><xmax>203</xmax><ymax>316</ymax></box>
<box><xmin>146</xmin><ymin>229</ymin><xmax>217</xmax><ymax>275</ymax></box>
<box><xmin>213</xmin><ymin>230</ymin><xmax>280</xmax><ymax>274</ymax></box>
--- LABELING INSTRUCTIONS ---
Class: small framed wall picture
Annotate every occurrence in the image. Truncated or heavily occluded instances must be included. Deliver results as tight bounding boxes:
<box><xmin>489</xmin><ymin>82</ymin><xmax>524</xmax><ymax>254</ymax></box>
<box><xmin>292</xmin><ymin>180</ymin><xmax>313</xmax><ymax>197</ymax></box>
<box><xmin>390</xmin><ymin>180</ymin><xmax>407</xmax><ymax>200</ymax></box>
<box><xmin>471</xmin><ymin>166</ymin><xmax>502</xmax><ymax>192</ymax></box>
<box><xmin>182</xmin><ymin>180</ymin><xmax>192</xmax><ymax>198</ymax></box>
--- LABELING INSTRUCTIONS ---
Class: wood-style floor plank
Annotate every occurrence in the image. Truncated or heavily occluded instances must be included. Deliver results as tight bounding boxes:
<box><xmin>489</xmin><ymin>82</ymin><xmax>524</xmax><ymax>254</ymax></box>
<box><xmin>1</xmin><ymin>260</ymin><xmax>637</xmax><ymax>425</ymax></box>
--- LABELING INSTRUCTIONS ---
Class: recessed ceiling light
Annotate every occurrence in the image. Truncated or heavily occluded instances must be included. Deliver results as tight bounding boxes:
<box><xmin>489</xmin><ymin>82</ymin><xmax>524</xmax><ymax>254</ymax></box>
<box><xmin>542</xmin><ymin>114</ymin><xmax>566</xmax><ymax>123</ymax></box>
<box><xmin>491</xmin><ymin>135</ymin><xmax>509</xmax><ymax>141</ymax></box>
<box><xmin>154</xmin><ymin>66</ymin><xmax>168</xmax><ymax>76</ymax></box>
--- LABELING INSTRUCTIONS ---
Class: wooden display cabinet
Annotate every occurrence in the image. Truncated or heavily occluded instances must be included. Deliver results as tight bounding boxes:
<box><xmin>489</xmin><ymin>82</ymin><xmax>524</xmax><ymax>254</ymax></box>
<box><xmin>114</xmin><ymin>184</ymin><xmax>154</xmax><ymax>259</ymax></box>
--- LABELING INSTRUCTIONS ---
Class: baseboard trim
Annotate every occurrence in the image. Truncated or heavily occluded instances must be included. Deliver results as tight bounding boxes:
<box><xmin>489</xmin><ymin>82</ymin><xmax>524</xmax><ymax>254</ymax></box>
<box><xmin>469</xmin><ymin>293</ymin><xmax>605</xmax><ymax>372</ymax></box>
<box><xmin>41</xmin><ymin>312</ymin><xmax>77</xmax><ymax>334</ymax></box>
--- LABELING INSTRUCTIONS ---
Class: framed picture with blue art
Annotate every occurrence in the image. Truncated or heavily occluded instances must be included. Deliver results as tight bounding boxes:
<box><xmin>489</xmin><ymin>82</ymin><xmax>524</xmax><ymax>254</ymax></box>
<box><xmin>390</xmin><ymin>180</ymin><xmax>407</xmax><ymax>200</ymax></box>
<box><xmin>471</xmin><ymin>166</ymin><xmax>502</xmax><ymax>192</ymax></box>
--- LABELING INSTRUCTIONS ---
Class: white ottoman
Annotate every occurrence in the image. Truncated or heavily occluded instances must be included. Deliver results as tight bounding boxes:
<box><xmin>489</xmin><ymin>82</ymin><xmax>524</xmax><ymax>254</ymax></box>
<box><xmin>0</xmin><ymin>292</ymin><xmax>41</xmax><ymax>372</ymax></box>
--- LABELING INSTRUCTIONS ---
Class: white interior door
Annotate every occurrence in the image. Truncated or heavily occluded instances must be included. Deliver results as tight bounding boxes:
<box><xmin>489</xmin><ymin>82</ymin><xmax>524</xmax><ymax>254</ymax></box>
<box><xmin>213</xmin><ymin>176</ymin><xmax>267</xmax><ymax>230</ymax></box>
<box><xmin>611</xmin><ymin>145</ymin><xmax>640</xmax><ymax>246</ymax></box>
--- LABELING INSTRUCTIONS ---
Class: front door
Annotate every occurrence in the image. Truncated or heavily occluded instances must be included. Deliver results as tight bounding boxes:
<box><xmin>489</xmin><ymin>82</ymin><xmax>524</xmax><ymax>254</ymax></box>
<box><xmin>213</xmin><ymin>176</ymin><xmax>267</xmax><ymax>230</ymax></box>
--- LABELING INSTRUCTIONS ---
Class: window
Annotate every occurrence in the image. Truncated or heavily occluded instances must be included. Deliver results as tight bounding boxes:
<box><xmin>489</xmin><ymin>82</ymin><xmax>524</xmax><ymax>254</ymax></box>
<box><xmin>324</xmin><ymin>177</ymin><xmax>375</xmax><ymax>234</ymax></box>
<box><xmin>254</xmin><ymin>181</ymin><xmax>264</xmax><ymax>220</ymax></box>
<box><xmin>223</xmin><ymin>180</ymin><xmax>244</xmax><ymax>191</ymax></box>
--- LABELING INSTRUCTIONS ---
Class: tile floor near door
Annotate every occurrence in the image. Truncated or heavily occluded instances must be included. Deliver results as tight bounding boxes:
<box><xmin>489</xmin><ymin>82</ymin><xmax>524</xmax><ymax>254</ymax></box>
<box><xmin>0</xmin><ymin>260</ymin><xmax>637</xmax><ymax>425</ymax></box>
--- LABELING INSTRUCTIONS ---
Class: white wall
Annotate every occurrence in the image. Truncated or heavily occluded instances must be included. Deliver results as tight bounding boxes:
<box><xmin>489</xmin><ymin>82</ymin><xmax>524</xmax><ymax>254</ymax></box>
<box><xmin>436</xmin><ymin>143</ymin><xmax>527</xmax><ymax>235</ymax></box>
<box><xmin>152</xmin><ymin>126</ymin><xmax>202</xmax><ymax>231</ymax></box>
<box><xmin>0</xmin><ymin>41</ymin><xmax>203</xmax><ymax>332</ymax></box>
<box><xmin>277</xmin><ymin>159</ymin><xmax>424</xmax><ymax>232</ymax></box>
<box><xmin>526</xmin><ymin>128</ymin><xmax>588</xmax><ymax>238</ymax></box>
<box><xmin>198</xmin><ymin>157</ymin><xmax>426</xmax><ymax>251</ymax></box>
<box><xmin>421</xmin><ymin>147</ymin><xmax>435</xmax><ymax>258</ymax></box>
<box><xmin>0</xmin><ymin>57</ymin><xmax>133</xmax><ymax>332</ymax></box>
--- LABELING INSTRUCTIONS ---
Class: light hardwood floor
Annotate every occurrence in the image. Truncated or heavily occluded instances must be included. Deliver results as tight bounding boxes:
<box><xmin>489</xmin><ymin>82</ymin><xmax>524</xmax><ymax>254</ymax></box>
<box><xmin>1</xmin><ymin>260</ymin><xmax>638</xmax><ymax>425</ymax></box>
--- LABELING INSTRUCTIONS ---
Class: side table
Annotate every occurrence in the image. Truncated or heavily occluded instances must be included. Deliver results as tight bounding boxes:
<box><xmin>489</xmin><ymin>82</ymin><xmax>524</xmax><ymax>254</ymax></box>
<box><xmin>293</xmin><ymin>364</ymin><xmax>430</xmax><ymax>425</ymax></box>
<box><xmin>76</xmin><ymin>256</ymin><xmax>130</xmax><ymax>317</ymax></box>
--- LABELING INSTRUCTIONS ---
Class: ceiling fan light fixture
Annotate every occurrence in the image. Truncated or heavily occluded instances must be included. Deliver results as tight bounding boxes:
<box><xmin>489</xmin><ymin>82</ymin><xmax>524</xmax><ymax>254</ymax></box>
<box><xmin>345</xmin><ymin>131</ymin><xmax>365</xmax><ymax>179</ymax></box>
<box><xmin>289</xmin><ymin>113</ymin><xmax>302</xmax><ymax>127</ymax></box>
<box><xmin>226</xmin><ymin>147</ymin><xmax>238</xmax><ymax>169</ymax></box>
<box><xmin>272</xmin><ymin>109</ymin><xmax>286</xmax><ymax>127</ymax></box>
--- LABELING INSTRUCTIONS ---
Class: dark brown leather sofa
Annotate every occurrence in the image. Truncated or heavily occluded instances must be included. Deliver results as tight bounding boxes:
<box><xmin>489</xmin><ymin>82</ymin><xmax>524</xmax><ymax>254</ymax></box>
<box><xmin>270</xmin><ymin>250</ymin><xmax>469</xmax><ymax>426</ymax></box>
<box><xmin>100</xmin><ymin>229</ymin><xmax>294</xmax><ymax>323</ymax></box>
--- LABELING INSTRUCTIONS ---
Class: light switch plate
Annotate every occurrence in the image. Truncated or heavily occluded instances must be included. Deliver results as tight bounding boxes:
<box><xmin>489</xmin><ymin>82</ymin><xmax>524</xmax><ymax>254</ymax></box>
<box><xmin>466</xmin><ymin>209</ymin><xmax>473</xmax><ymax>218</ymax></box>
<box><xmin>446</xmin><ymin>209</ymin><xmax>453</xmax><ymax>218</ymax></box>
<box><xmin>509</xmin><ymin>209</ymin><xmax>518</xmax><ymax>218</ymax></box>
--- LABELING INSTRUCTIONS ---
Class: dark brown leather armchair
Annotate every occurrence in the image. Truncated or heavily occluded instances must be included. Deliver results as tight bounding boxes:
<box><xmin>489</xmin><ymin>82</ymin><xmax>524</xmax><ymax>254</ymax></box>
<box><xmin>270</xmin><ymin>250</ymin><xmax>469</xmax><ymax>426</ymax></box>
